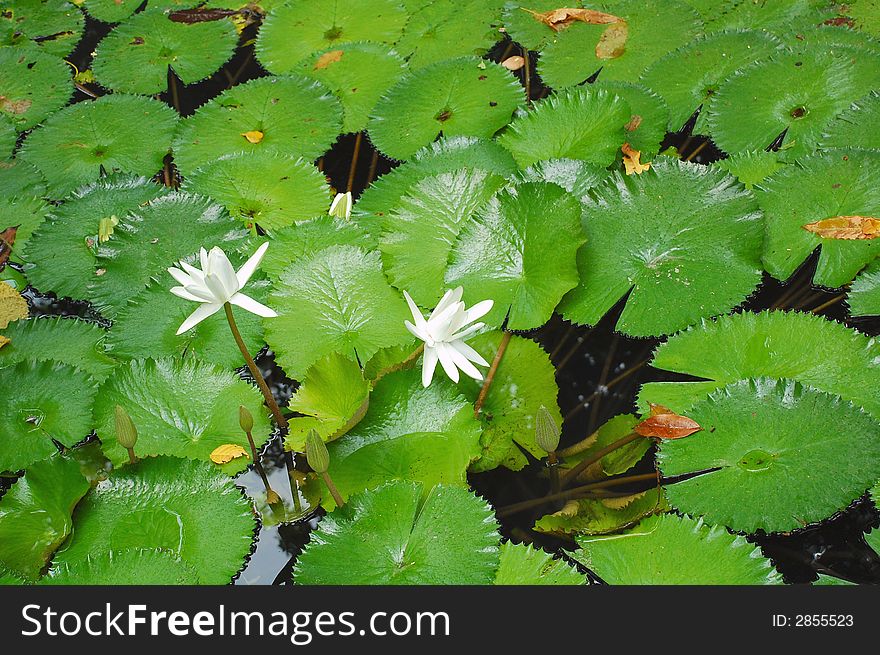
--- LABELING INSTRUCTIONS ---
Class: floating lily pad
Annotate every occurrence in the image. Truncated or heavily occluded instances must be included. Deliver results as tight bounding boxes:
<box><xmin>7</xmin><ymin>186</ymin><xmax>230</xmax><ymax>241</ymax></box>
<box><xmin>184</xmin><ymin>152</ymin><xmax>330</xmax><ymax>231</ymax></box>
<box><xmin>0</xmin><ymin>159</ymin><xmax>45</xmax><ymax>197</ymax></box>
<box><xmin>458</xmin><ymin>331</ymin><xmax>562</xmax><ymax>472</ymax></box>
<box><xmin>535</xmin><ymin>487</ymin><xmax>666</xmax><ymax>537</ymax></box>
<box><xmin>173</xmin><ymin>75</ymin><xmax>343</xmax><ymax>176</ymax></box>
<box><xmin>0</xmin><ymin>194</ymin><xmax>49</xmax><ymax>261</ymax></box>
<box><xmin>80</xmin><ymin>0</ymin><xmax>199</xmax><ymax>24</ymax></box>
<box><xmin>593</xmin><ymin>80</ymin><xmax>669</xmax><ymax>157</ymax></box>
<box><xmin>836</xmin><ymin>0</ymin><xmax>880</xmax><ymax>36</ymax></box>
<box><xmin>848</xmin><ymin>259</ymin><xmax>880</xmax><ymax>317</ymax></box>
<box><xmin>639</xmin><ymin>30</ymin><xmax>781</xmax><ymax>133</ymax></box>
<box><xmin>91</xmin><ymin>9</ymin><xmax>238</xmax><ymax>95</ymax></box>
<box><xmin>296</xmin><ymin>42</ymin><xmax>407</xmax><ymax>134</ymax></box>
<box><xmin>0</xmin><ymin>44</ymin><xmax>72</xmax><ymax>131</ymax></box>
<box><xmin>367</xmin><ymin>56</ymin><xmax>525</xmax><ymax>161</ymax></box>
<box><xmin>44</xmin><ymin>548</ymin><xmax>200</xmax><ymax>585</ymax></box>
<box><xmin>92</xmin><ymin>357</ymin><xmax>273</xmax><ymax>476</ymax></box>
<box><xmin>537</xmin><ymin>0</ymin><xmax>703</xmax><ymax>88</ymax></box>
<box><xmin>557</xmin><ymin>414</ymin><xmax>650</xmax><ymax>483</ymax></box>
<box><xmin>821</xmin><ymin>91</ymin><xmax>880</xmax><ymax>151</ymax></box>
<box><xmin>708</xmin><ymin>50</ymin><xmax>880</xmax><ymax>159</ymax></box>
<box><xmin>573</xmin><ymin>513</ymin><xmax>782</xmax><ymax>584</ymax></box>
<box><xmin>559</xmin><ymin>160</ymin><xmax>763</xmax><ymax>337</ymax></box>
<box><xmin>659</xmin><ymin>378</ymin><xmax>880</xmax><ymax>534</ymax></box>
<box><xmin>715</xmin><ymin>150</ymin><xmax>786</xmax><ymax>189</ymax></box>
<box><xmin>756</xmin><ymin>149</ymin><xmax>880</xmax><ymax>288</ymax></box>
<box><xmin>868</xmin><ymin>527</ymin><xmax>880</xmax><ymax>558</ymax></box>
<box><xmin>494</xmin><ymin>542</ymin><xmax>586</xmax><ymax>585</ymax></box>
<box><xmin>639</xmin><ymin>311</ymin><xmax>880</xmax><ymax>421</ymax></box>
<box><xmin>266</xmin><ymin>244</ymin><xmax>411</xmax><ymax>379</ymax></box>
<box><xmin>19</xmin><ymin>94</ymin><xmax>178</xmax><ymax>198</ymax></box>
<box><xmin>0</xmin><ymin>317</ymin><xmax>115</xmax><ymax>381</ymax></box>
<box><xmin>0</xmin><ymin>360</ymin><xmax>97</xmax><ymax>472</ymax></box>
<box><xmin>294</xmin><ymin>481</ymin><xmax>500</xmax><ymax>585</ymax></box>
<box><xmin>0</xmin><ymin>115</ymin><xmax>16</xmax><ymax>158</ymax></box>
<box><xmin>86</xmin><ymin>192</ymin><xmax>248</xmax><ymax>317</ymax></box>
<box><xmin>501</xmin><ymin>0</ymin><xmax>568</xmax><ymax>51</ymax></box>
<box><xmin>256</xmin><ymin>0</ymin><xmax>408</xmax><ymax>73</ymax></box>
<box><xmin>0</xmin><ymin>455</ymin><xmax>89</xmax><ymax>580</ymax></box>
<box><xmin>260</xmin><ymin>216</ymin><xmax>373</xmax><ymax>279</ymax></box>
<box><xmin>512</xmin><ymin>159</ymin><xmax>608</xmax><ymax>200</ymax></box>
<box><xmin>0</xmin><ymin>0</ymin><xmax>84</xmax><ymax>57</ymax></box>
<box><xmin>498</xmin><ymin>87</ymin><xmax>630</xmax><ymax>168</ymax></box>
<box><xmin>702</xmin><ymin>0</ymin><xmax>833</xmax><ymax>33</ymax></box>
<box><xmin>446</xmin><ymin>182</ymin><xmax>584</xmax><ymax>329</ymax></box>
<box><xmin>53</xmin><ymin>456</ymin><xmax>256</xmax><ymax>585</ymax></box>
<box><xmin>380</xmin><ymin>167</ymin><xmax>506</xmax><ymax>307</ymax></box>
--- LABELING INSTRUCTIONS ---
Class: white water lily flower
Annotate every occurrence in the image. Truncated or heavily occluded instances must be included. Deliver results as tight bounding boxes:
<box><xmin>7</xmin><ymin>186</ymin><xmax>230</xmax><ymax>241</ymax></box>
<box><xmin>168</xmin><ymin>243</ymin><xmax>277</xmax><ymax>335</ymax></box>
<box><xmin>404</xmin><ymin>287</ymin><xmax>494</xmax><ymax>387</ymax></box>
<box><xmin>329</xmin><ymin>191</ymin><xmax>352</xmax><ymax>219</ymax></box>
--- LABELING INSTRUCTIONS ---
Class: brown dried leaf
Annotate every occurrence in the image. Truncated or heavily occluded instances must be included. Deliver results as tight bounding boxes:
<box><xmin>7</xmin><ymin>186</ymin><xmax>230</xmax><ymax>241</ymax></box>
<box><xmin>802</xmin><ymin>216</ymin><xmax>880</xmax><ymax>240</ymax></box>
<box><xmin>501</xmin><ymin>55</ymin><xmax>525</xmax><ymax>71</ymax></box>
<box><xmin>624</xmin><ymin>114</ymin><xmax>642</xmax><ymax>132</ymax></box>
<box><xmin>0</xmin><ymin>282</ymin><xmax>28</xmax><ymax>329</ymax></box>
<box><xmin>634</xmin><ymin>403</ymin><xmax>701</xmax><ymax>440</ymax></box>
<box><xmin>240</xmin><ymin>130</ymin><xmax>264</xmax><ymax>144</ymax></box>
<box><xmin>621</xmin><ymin>142</ymin><xmax>650</xmax><ymax>175</ymax></box>
<box><xmin>168</xmin><ymin>8</ymin><xmax>239</xmax><ymax>23</ymax></box>
<box><xmin>314</xmin><ymin>50</ymin><xmax>344</xmax><ymax>70</ymax></box>
<box><xmin>0</xmin><ymin>225</ymin><xmax>18</xmax><ymax>269</ymax></box>
<box><xmin>209</xmin><ymin>444</ymin><xmax>249</xmax><ymax>465</ymax></box>
<box><xmin>0</xmin><ymin>95</ymin><xmax>31</xmax><ymax>115</ymax></box>
<box><xmin>525</xmin><ymin>7</ymin><xmax>621</xmax><ymax>31</ymax></box>
<box><xmin>596</xmin><ymin>21</ymin><xmax>628</xmax><ymax>59</ymax></box>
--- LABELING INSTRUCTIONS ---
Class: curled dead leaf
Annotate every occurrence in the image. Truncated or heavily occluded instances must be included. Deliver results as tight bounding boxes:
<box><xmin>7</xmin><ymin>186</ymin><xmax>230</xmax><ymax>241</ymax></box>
<box><xmin>621</xmin><ymin>142</ymin><xmax>650</xmax><ymax>175</ymax></box>
<box><xmin>0</xmin><ymin>335</ymin><xmax>9</xmax><ymax>350</ymax></box>
<box><xmin>525</xmin><ymin>7</ymin><xmax>621</xmax><ymax>31</ymax></box>
<box><xmin>0</xmin><ymin>282</ymin><xmax>28</xmax><ymax>329</ymax></box>
<box><xmin>210</xmin><ymin>443</ymin><xmax>250</xmax><ymax>465</ymax></box>
<box><xmin>0</xmin><ymin>95</ymin><xmax>31</xmax><ymax>115</ymax></box>
<box><xmin>596</xmin><ymin>21</ymin><xmax>628</xmax><ymax>59</ymax></box>
<box><xmin>634</xmin><ymin>403</ymin><xmax>701</xmax><ymax>440</ymax></box>
<box><xmin>240</xmin><ymin>130</ymin><xmax>264</xmax><ymax>144</ymax></box>
<box><xmin>314</xmin><ymin>50</ymin><xmax>344</xmax><ymax>70</ymax></box>
<box><xmin>501</xmin><ymin>55</ymin><xmax>525</xmax><ymax>71</ymax></box>
<box><xmin>802</xmin><ymin>215</ymin><xmax>880</xmax><ymax>240</ymax></box>
<box><xmin>0</xmin><ymin>225</ymin><xmax>18</xmax><ymax>269</ymax></box>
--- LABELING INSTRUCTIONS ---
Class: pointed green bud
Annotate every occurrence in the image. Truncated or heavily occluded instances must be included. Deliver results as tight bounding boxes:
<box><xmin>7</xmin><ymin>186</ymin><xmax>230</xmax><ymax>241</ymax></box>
<box><xmin>305</xmin><ymin>429</ymin><xmax>330</xmax><ymax>473</ymax></box>
<box><xmin>239</xmin><ymin>405</ymin><xmax>254</xmax><ymax>434</ymax></box>
<box><xmin>115</xmin><ymin>405</ymin><xmax>138</xmax><ymax>450</ymax></box>
<box><xmin>535</xmin><ymin>405</ymin><xmax>560</xmax><ymax>453</ymax></box>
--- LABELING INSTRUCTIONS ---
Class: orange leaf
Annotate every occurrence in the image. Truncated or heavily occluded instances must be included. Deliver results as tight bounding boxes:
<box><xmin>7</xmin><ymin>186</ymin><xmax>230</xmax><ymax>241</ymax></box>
<box><xmin>314</xmin><ymin>50</ymin><xmax>344</xmax><ymax>70</ymax></box>
<box><xmin>501</xmin><ymin>55</ymin><xmax>526</xmax><ymax>71</ymax></box>
<box><xmin>0</xmin><ymin>225</ymin><xmax>18</xmax><ymax>269</ymax></box>
<box><xmin>802</xmin><ymin>215</ymin><xmax>880</xmax><ymax>240</ymax></box>
<box><xmin>524</xmin><ymin>7</ymin><xmax>621</xmax><ymax>31</ymax></box>
<box><xmin>595</xmin><ymin>21</ymin><xmax>628</xmax><ymax>59</ymax></box>
<box><xmin>210</xmin><ymin>444</ymin><xmax>250</xmax><ymax>465</ymax></box>
<box><xmin>240</xmin><ymin>130</ymin><xmax>264</xmax><ymax>144</ymax></box>
<box><xmin>0</xmin><ymin>282</ymin><xmax>28</xmax><ymax>329</ymax></box>
<box><xmin>634</xmin><ymin>404</ymin><xmax>701</xmax><ymax>440</ymax></box>
<box><xmin>621</xmin><ymin>142</ymin><xmax>650</xmax><ymax>175</ymax></box>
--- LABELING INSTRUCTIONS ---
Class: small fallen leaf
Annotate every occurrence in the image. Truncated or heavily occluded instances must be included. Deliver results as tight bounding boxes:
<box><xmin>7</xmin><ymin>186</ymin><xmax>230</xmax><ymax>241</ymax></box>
<box><xmin>210</xmin><ymin>444</ymin><xmax>250</xmax><ymax>465</ymax></box>
<box><xmin>240</xmin><ymin>130</ymin><xmax>264</xmax><ymax>144</ymax></box>
<box><xmin>596</xmin><ymin>20</ymin><xmax>628</xmax><ymax>59</ymax></box>
<box><xmin>634</xmin><ymin>403</ymin><xmax>701</xmax><ymax>439</ymax></box>
<box><xmin>501</xmin><ymin>55</ymin><xmax>525</xmax><ymax>71</ymax></box>
<box><xmin>314</xmin><ymin>50</ymin><xmax>344</xmax><ymax>70</ymax></box>
<box><xmin>621</xmin><ymin>142</ymin><xmax>650</xmax><ymax>175</ymax></box>
<box><xmin>0</xmin><ymin>225</ymin><xmax>18</xmax><ymax>269</ymax></box>
<box><xmin>0</xmin><ymin>335</ymin><xmax>9</xmax><ymax>349</ymax></box>
<box><xmin>802</xmin><ymin>215</ymin><xmax>880</xmax><ymax>240</ymax></box>
<box><xmin>624</xmin><ymin>114</ymin><xmax>642</xmax><ymax>132</ymax></box>
<box><xmin>0</xmin><ymin>281</ymin><xmax>28</xmax><ymax>329</ymax></box>
<box><xmin>74</xmin><ymin>68</ymin><xmax>96</xmax><ymax>84</ymax></box>
<box><xmin>168</xmin><ymin>8</ymin><xmax>239</xmax><ymax>23</ymax></box>
<box><xmin>525</xmin><ymin>7</ymin><xmax>621</xmax><ymax>31</ymax></box>
<box><xmin>0</xmin><ymin>95</ymin><xmax>31</xmax><ymax>115</ymax></box>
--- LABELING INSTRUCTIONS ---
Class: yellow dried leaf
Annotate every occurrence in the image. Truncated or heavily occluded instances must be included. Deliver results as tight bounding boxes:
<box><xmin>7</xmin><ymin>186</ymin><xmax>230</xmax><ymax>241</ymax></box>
<box><xmin>314</xmin><ymin>50</ymin><xmax>344</xmax><ymax>70</ymax></box>
<box><xmin>0</xmin><ymin>282</ymin><xmax>27</xmax><ymax>329</ymax></box>
<box><xmin>802</xmin><ymin>216</ymin><xmax>880</xmax><ymax>240</ymax></box>
<box><xmin>0</xmin><ymin>335</ymin><xmax>9</xmax><ymax>350</ymax></box>
<box><xmin>501</xmin><ymin>55</ymin><xmax>525</xmax><ymax>71</ymax></box>
<box><xmin>595</xmin><ymin>21</ymin><xmax>628</xmax><ymax>59</ymax></box>
<box><xmin>525</xmin><ymin>7</ymin><xmax>621</xmax><ymax>31</ymax></box>
<box><xmin>240</xmin><ymin>130</ymin><xmax>264</xmax><ymax>144</ymax></box>
<box><xmin>210</xmin><ymin>444</ymin><xmax>250</xmax><ymax>465</ymax></box>
<box><xmin>621</xmin><ymin>142</ymin><xmax>650</xmax><ymax>175</ymax></box>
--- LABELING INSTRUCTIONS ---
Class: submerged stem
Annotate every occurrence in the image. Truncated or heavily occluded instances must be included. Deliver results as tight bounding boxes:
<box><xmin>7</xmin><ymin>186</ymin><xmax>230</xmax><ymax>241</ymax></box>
<box><xmin>559</xmin><ymin>431</ymin><xmax>644</xmax><ymax>488</ymax></box>
<box><xmin>474</xmin><ymin>331</ymin><xmax>512</xmax><ymax>418</ymax></box>
<box><xmin>246</xmin><ymin>430</ymin><xmax>280</xmax><ymax>505</ymax></box>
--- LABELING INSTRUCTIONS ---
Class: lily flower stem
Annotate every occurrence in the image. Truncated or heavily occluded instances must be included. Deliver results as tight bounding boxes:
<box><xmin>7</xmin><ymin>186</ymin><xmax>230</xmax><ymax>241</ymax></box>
<box><xmin>474</xmin><ymin>331</ymin><xmax>512</xmax><ymax>418</ymax></box>
<box><xmin>224</xmin><ymin>302</ymin><xmax>288</xmax><ymax>430</ymax></box>
<box><xmin>245</xmin><ymin>429</ymin><xmax>280</xmax><ymax>505</ymax></box>
<box><xmin>126</xmin><ymin>447</ymin><xmax>137</xmax><ymax>465</ymax></box>
<box><xmin>286</xmin><ymin>451</ymin><xmax>303</xmax><ymax>514</ymax></box>
<box><xmin>559</xmin><ymin>431</ymin><xmax>645</xmax><ymax>488</ymax></box>
<box><xmin>547</xmin><ymin>451</ymin><xmax>561</xmax><ymax>496</ymax></box>
<box><xmin>321</xmin><ymin>471</ymin><xmax>346</xmax><ymax>508</ymax></box>
<box><xmin>346</xmin><ymin>132</ymin><xmax>363</xmax><ymax>193</ymax></box>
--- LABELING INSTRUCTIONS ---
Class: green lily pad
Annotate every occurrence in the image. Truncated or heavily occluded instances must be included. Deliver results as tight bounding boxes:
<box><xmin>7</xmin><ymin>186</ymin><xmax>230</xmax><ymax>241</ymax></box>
<box><xmin>501</xmin><ymin>0</ymin><xmax>569</xmax><ymax>51</ymax></box>
<box><xmin>0</xmin><ymin>454</ymin><xmax>89</xmax><ymax>580</ymax></box>
<box><xmin>848</xmin><ymin>259</ymin><xmax>880</xmax><ymax>317</ymax></box>
<box><xmin>44</xmin><ymin>548</ymin><xmax>200</xmax><ymax>585</ymax></box>
<box><xmin>594</xmin><ymin>80</ymin><xmax>669</xmax><ymax>157</ymax></box>
<box><xmin>380</xmin><ymin>167</ymin><xmax>506</xmax><ymax>307</ymax></box>
<box><xmin>367</xmin><ymin>56</ymin><xmax>525</xmax><ymax>161</ymax></box>
<box><xmin>294</xmin><ymin>481</ymin><xmax>500</xmax><ymax>585</ymax></box>
<box><xmin>183</xmin><ymin>152</ymin><xmax>330</xmax><ymax>231</ymax></box>
<box><xmin>702</xmin><ymin>0</ymin><xmax>834</xmax><ymax>33</ymax></box>
<box><xmin>286</xmin><ymin>352</ymin><xmax>371</xmax><ymax>451</ymax></box>
<box><xmin>715</xmin><ymin>150</ymin><xmax>786</xmax><ymax>189</ymax></box>
<box><xmin>0</xmin><ymin>317</ymin><xmax>116</xmax><ymax>381</ymax></box>
<box><xmin>172</xmin><ymin>75</ymin><xmax>343</xmax><ymax>176</ymax></box>
<box><xmin>574</xmin><ymin>513</ymin><xmax>782</xmax><ymax>584</ymax></box>
<box><xmin>836</xmin><ymin>0</ymin><xmax>880</xmax><ymax>36</ymax></box>
<box><xmin>0</xmin><ymin>360</ymin><xmax>97</xmax><ymax>472</ymax></box>
<box><xmin>256</xmin><ymin>0</ymin><xmax>408</xmax><ymax>73</ymax></box>
<box><xmin>1</xmin><ymin>115</ymin><xmax>16</xmax><ymax>159</ymax></box>
<box><xmin>0</xmin><ymin>0</ymin><xmax>84</xmax><ymax>57</ymax></box>
<box><xmin>659</xmin><ymin>378</ymin><xmax>880</xmax><ymax>534</ymax></box>
<box><xmin>497</xmin><ymin>86</ymin><xmax>630</xmax><ymax>168</ymax></box>
<box><xmin>559</xmin><ymin>159</ymin><xmax>763</xmax><ymax>337</ymax></box>
<box><xmin>494</xmin><ymin>542</ymin><xmax>586</xmax><ymax>585</ymax></box>
<box><xmin>91</xmin><ymin>9</ymin><xmax>238</xmax><ymax>95</ymax></box>
<box><xmin>0</xmin><ymin>194</ymin><xmax>50</xmax><ymax>262</ymax></box>
<box><xmin>0</xmin><ymin>44</ymin><xmax>72</xmax><ymax>131</ymax></box>
<box><xmin>85</xmin><ymin>192</ymin><xmax>248</xmax><ymax>317</ymax></box>
<box><xmin>558</xmin><ymin>414</ymin><xmax>650</xmax><ymax>482</ymax></box>
<box><xmin>512</xmin><ymin>158</ymin><xmax>609</xmax><ymax>199</ymax></box>
<box><xmin>458</xmin><ymin>331</ymin><xmax>562</xmax><ymax>472</ymax></box>
<box><xmin>80</xmin><ymin>0</ymin><xmax>200</xmax><ymax>24</ymax></box>
<box><xmin>535</xmin><ymin>487</ymin><xmax>666</xmax><ymax>537</ymax></box>
<box><xmin>23</xmin><ymin>175</ymin><xmax>169</xmax><ymax>300</ymax></box>
<box><xmin>92</xmin><ymin>357</ymin><xmax>273</xmax><ymax>476</ymax></box>
<box><xmin>296</xmin><ymin>42</ymin><xmax>407</xmax><ymax>134</ymax></box>
<box><xmin>639</xmin><ymin>30</ymin><xmax>781</xmax><ymax>133</ymax></box>
<box><xmin>867</xmin><ymin>527</ymin><xmax>880</xmax><ymax>558</ymax></box>
<box><xmin>707</xmin><ymin>50</ymin><xmax>880</xmax><ymax>159</ymax></box>
<box><xmin>266</xmin><ymin>244</ymin><xmax>411</xmax><ymax>379</ymax></box>
<box><xmin>0</xmin><ymin>159</ymin><xmax>46</xmax><ymax>197</ymax></box>
<box><xmin>446</xmin><ymin>181</ymin><xmax>584</xmax><ymax>330</ymax></box>
<box><xmin>19</xmin><ymin>94</ymin><xmax>178</xmax><ymax>198</ymax></box>
<box><xmin>756</xmin><ymin>149</ymin><xmax>880</xmax><ymax>288</ymax></box>
<box><xmin>537</xmin><ymin>0</ymin><xmax>703</xmax><ymax>88</ymax></box>
<box><xmin>639</xmin><ymin>311</ymin><xmax>880</xmax><ymax>421</ymax></box>
<box><xmin>820</xmin><ymin>90</ymin><xmax>880</xmax><ymax>151</ymax></box>
<box><xmin>104</xmin><ymin>277</ymin><xmax>268</xmax><ymax>368</ymax></box>
<box><xmin>53</xmin><ymin>456</ymin><xmax>256</xmax><ymax>585</ymax></box>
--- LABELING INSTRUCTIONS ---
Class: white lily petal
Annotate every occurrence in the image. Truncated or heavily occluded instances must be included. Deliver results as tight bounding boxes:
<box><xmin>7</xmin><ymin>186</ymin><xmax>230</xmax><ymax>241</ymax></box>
<box><xmin>230</xmin><ymin>292</ymin><xmax>278</xmax><ymax>318</ymax></box>
<box><xmin>422</xmin><ymin>346</ymin><xmax>439</xmax><ymax>388</ymax></box>
<box><xmin>449</xmin><ymin>322</ymin><xmax>485</xmax><ymax>342</ymax></box>
<box><xmin>204</xmin><ymin>273</ymin><xmax>231</xmax><ymax>303</ymax></box>
<box><xmin>428</xmin><ymin>302</ymin><xmax>464</xmax><ymax>339</ymax></box>
<box><xmin>180</xmin><ymin>261</ymin><xmax>206</xmax><ymax>286</ymax></box>
<box><xmin>402</xmin><ymin>290</ymin><xmax>428</xmax><ymax>330</ymax></box>
<box><xmin>444</xmin><ymin>342</ymin><xmax>483</xmax><ymax>381</ymax></box>
<box><xmin>171</xmin><ymin>286</ymin><xmax>208</xmax><ymax>303</ymax></box>
<box><xmin>208</xmin><ymin>247</ymin><xmax>238</xmax><ymax>295</ymax></box>
<box><xmin>435</xmin><ymin>343</ymin><xmax>460</xmax><ymax>383</ymax></box>
<box><xmin>405</xmin><ymin>320</ymin><xmax>429</xmax><ymax>342</ymax></box>
<box><xmin>236</xmin><ymin>241</ymin><xmax>270</xmax><ymax>288</ymax></box>
<box><xmin>464</xmin><ymin>299</ymin><xmax>494</xmax><ymax>323</ymax></box>
<box><xmin>168</xmin><ymin>267</ymin><xmax>193</xmax><ymax>287</ymax></box>
<box><xmin>451</xmin><ymin>339</ymin><xmax>490</xmax><ymax>368</ymax></box>
<box><xmin>182</xmin><ymin>283</ymin><xmax>217</xmax><ymax>302</ymax></box>
<box><xmin>199</xmin><ymin>248</ymin><xmax>210</xmax><ymax>272</ymax></box>
<box><xmin>430</xmin><ymin>287</ymin><xmax>462</xmax><ymax>319</ymax></box>
<box><xmin>176</xmin><ymin>302</ymin><xmax>222</xmax><ymax>335</ymax></box>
